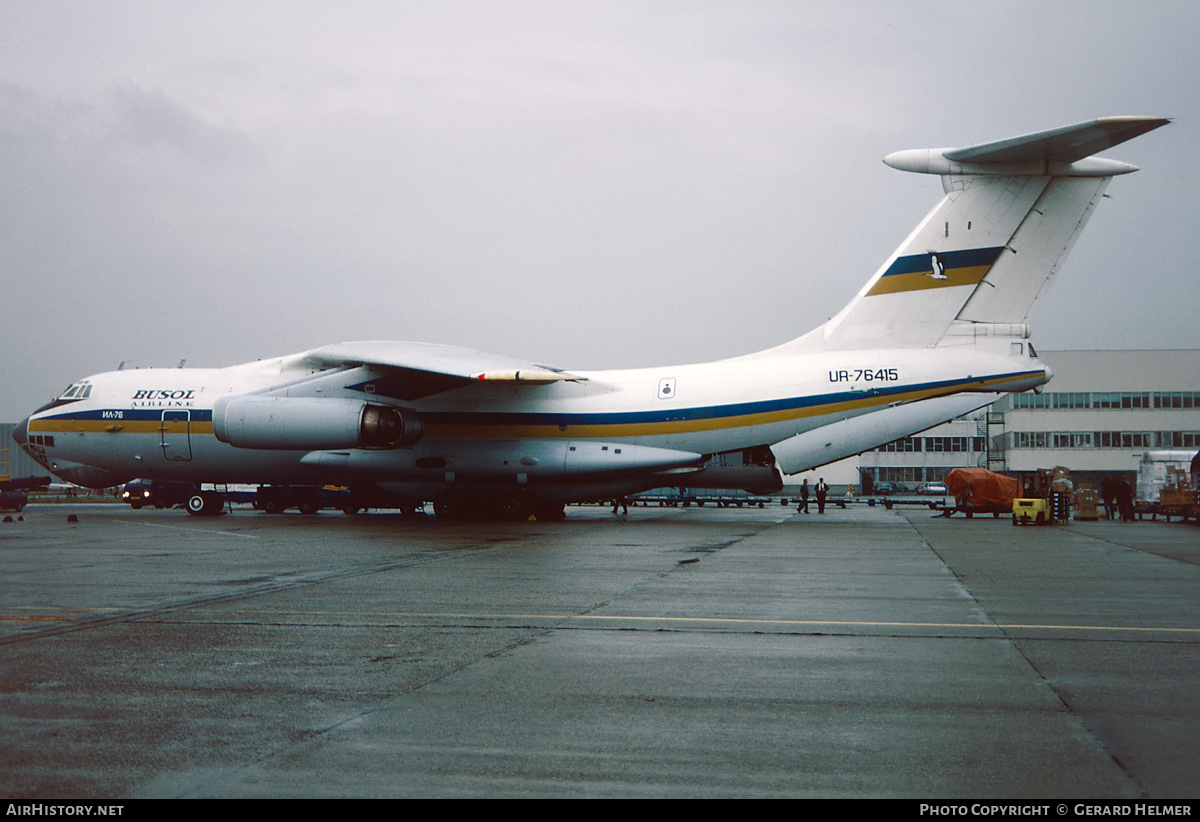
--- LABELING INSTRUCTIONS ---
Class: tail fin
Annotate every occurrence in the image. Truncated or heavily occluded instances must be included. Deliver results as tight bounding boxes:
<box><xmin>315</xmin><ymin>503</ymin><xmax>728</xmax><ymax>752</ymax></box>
<box><xmin>819</xmin><ymin>116</ymin><xmax>1169</xmax><ymax>350</ymax></box>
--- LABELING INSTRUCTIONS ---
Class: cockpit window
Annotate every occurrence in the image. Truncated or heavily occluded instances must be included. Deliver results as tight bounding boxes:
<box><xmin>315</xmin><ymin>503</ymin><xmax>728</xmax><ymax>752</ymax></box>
<box><xmin>58</xmin><ymin>381</ymin><xmax>92</xmax><ymax>401</ymax></box>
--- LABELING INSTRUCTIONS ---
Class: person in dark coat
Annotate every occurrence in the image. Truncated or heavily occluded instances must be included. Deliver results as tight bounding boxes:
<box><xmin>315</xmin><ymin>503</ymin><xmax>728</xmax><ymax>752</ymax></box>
<box><xmin>1099</xmin><ymin>476</ymin><xmax>1116</xmax><ymax>520</ymax></box>
<box><xmin>798</xmin><ymin>479</ymin><xmax>809</xmax><ymax>513</ymax></box>
<box><xmin>1114</xmin><ymin>478</ymin><xmax>1135</xmax><ymax>522</ymax></box>
<box><xmin>815</xmin><ymin>478</ymin><xmax>829</xmax><ymax>513</ymax></box>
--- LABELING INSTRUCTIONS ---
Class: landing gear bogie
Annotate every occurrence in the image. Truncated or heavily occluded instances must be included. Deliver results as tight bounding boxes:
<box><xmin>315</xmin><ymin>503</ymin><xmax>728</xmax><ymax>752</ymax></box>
<box><xmin>431</xmin><ymin>491</ymin><xmax>565</xmax><ymax>522</ymax></box>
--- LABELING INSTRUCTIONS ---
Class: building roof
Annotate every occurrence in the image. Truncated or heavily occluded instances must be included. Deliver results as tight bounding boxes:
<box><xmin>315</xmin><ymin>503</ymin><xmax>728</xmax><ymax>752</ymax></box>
<box><xmin>1040</xmin><ymin>350</ymin><xmax>1200</xmax><ymax>392</ymax></box>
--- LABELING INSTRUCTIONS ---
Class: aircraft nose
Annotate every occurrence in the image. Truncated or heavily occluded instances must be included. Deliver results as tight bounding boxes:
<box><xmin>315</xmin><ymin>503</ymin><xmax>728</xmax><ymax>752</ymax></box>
<box><xmin>11</xmin><ymin>416</ymin><xmax>29</xmax><ymax>448</ymax></box>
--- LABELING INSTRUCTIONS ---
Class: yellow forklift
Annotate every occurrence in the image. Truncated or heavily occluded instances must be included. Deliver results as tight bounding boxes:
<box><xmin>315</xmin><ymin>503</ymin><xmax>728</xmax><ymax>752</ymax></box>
<box><xmin>1012</xmin><ymin>467</ymin><xmax>1072</xmax><ymax>526</ymax></box>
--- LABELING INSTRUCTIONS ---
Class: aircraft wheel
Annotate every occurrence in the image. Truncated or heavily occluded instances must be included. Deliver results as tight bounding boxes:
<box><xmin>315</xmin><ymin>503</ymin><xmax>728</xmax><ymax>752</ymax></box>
<box><xmin>186</xmin><ymin>492</ymin><xmax>223</xmax><ymax>517</ymax></box>
<box><xmin>499</xmin><ymin>496</ymin><xmax>526</xmax><ymax>521</ymax></box>
<box><xmin>433</xmin><ymin>492</ymin><xmax>464</xmax><ymax>520</ymax></box>
<box><xmin>263</xmin><ymin>499</ymin><xmax>286</xmax><ymax>514</ymax></box>
<box><xmin>532</xmin><ymin>501</ymin><xmax>566</xmax><ymax>521</ymax></box>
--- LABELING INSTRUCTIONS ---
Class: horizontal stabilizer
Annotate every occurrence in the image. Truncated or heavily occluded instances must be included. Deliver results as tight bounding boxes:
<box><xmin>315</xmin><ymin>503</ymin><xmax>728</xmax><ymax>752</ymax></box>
<box><xmin>884</xmin><ymin>116</ymin><xmax>1170</xmax><ymax>177</ymax></box>
<box><xmin>943</xmin><ymin>116</ymin><xmax>1171</xmax><ymax>164</ymax></box>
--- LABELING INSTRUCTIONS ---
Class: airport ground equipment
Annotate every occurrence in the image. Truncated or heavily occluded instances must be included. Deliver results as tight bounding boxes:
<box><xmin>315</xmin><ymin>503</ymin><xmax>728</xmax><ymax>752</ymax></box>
<box><xmin>0</xmin><ymin>449</ymin><xmax>51</xmax><ymax>512</ymax></box>
<box><xmin>943</xmin><ymin>467</ymin><xmax>1021</xmax><ymax>518</ymax></box>
<box><xmin>183</xmin><ymin>483</ymin><xmax>350</xmax><ymax>516</ymax></box>
<box><xmin>1012</xmin><ymin>497</ymin><xmax>1051</xmax><ymax>526</ymax></box>
<box><xmin>1133</xmin><ymin>450</ymin><xmax>1199</xmax><ymax>522</ymax></box>
<box><xmin>1012</xmin><ymin>466</ymin><xmax>1072</xmax><ymax>526</ymax></box>
<box><xmin>122</xmin><ymin>479</ymin><xmax>195</xmax><ymax>509</ymax></box>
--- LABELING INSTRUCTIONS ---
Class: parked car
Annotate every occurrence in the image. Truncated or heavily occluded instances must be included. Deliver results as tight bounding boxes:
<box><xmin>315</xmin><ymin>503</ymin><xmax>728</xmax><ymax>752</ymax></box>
<box><xmin>122</xmin><ymin>480</ymin><xmax>195</xmax><ymax>509</ymax></box>
<box><xmin>921</xmin><ymin>482</ymin><xmax>949</xmax><ymax>495</ymax></box>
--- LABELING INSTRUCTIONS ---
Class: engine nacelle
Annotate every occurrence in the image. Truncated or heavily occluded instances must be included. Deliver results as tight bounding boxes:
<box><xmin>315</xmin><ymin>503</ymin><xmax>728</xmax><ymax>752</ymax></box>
<box><xmin>212</xmin><ymin>396</ymin><xmax>423</xmax><ymax>450</ymax></box>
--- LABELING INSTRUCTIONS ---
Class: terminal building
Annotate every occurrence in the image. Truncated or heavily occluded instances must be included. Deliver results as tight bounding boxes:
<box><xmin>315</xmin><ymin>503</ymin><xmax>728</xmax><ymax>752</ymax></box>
<box><xmin>849</xmin><ymin>349</ymin><xmax>1200</xmax><ymax>493</ymax></box>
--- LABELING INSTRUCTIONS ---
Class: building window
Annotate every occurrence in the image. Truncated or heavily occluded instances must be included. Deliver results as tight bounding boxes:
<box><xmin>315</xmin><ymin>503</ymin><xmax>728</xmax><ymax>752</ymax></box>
<box><xmin>1052</xmin><ymin>392</ymin><xmax>1090</xmax><ymax>409</ymax></box>
<box><xmin>1154</xmin><ymin>392</ymin><xmax>1200</xmax><ymax>409</ymax></box>
<box><xmin>1014</xmin><ymin>391</ymin><xmax>1199</xmax><ymax>411</ymax></box>
<box><xmin>879</xmin><ymin>437</ymin><xmax>922</xmax><ymax>452</ymax></box>
<box><xmin>1012</xmin><ymin>393</ymin><xmax>1050</xmax><ymax>409</ymax></box>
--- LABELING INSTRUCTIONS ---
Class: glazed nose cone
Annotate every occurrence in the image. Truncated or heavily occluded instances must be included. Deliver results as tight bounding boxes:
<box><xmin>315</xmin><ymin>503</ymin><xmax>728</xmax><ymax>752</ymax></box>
<box><xmin>11</xmin><ymin>416</ymin><xmax>28</xmax><ymax>448</ymax></box>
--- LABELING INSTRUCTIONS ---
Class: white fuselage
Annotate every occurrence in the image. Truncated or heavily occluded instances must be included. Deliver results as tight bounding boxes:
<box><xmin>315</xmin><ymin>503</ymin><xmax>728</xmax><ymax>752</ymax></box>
<box><xmin>20</xmin><ymin>338</ymin><xmax>1048</xmax><ymax>500</ymax></box>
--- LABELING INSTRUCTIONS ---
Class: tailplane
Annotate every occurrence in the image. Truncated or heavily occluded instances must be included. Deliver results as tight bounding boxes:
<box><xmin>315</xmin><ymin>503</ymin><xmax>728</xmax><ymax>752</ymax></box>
<box><xmin>817</xmin><ymin>117</ymin><xmax>1169</xmax><ymax>351</ymax></box>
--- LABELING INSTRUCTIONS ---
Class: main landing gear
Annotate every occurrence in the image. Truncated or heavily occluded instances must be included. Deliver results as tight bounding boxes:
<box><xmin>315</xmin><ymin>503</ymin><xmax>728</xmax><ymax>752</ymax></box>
<box><xmin>185</xmin><ymin>491</ymin><xmax>225</xmax><ymax>517</ymax></box>
<box><xmin>432</xmin><ymin>491</ymin><xmax>565</xmax><ymax>522</ymax></box>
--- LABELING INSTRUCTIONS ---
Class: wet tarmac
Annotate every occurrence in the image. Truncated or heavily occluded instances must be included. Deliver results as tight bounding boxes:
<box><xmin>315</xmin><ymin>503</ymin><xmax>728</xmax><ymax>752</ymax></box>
<box><xmin>1</xmin><ymin>502</ymin><xmax>1197</xmax><ymax>798</ymax></box>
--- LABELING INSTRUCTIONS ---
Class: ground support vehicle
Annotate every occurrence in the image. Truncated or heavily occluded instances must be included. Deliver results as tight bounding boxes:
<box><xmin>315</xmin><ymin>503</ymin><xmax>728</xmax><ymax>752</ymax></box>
<box><xmin>619</xmin><ymin>493</ymin><xmax>775</xmax><ymax>509</ymax></box>
<box><xmin>338</xmin><ymin>485</ymin><xmax>424</xmax><ymax>516</ymax></box>
<box><xmin>0</xmin><ymin>476</ymin><xmax>51</xmax><ymax>513</ymax></box>
<box><xmin>1012</xmin><ymin>467</ymin><xmax>1072</xmax><ymax>526</ymax></box>
<box><xmin>122</xmin><ymin>479</ymin><xmax>195</xmax><ymax>510</ymax></box>
<box><xmin>1012</xmin><ymin>497</ymin><xmax>1051</xmax><ymax>526</ymax></box>
<box><xmin>0</xmin><ymin>490</ymin><xmax>28</xmax><ymax>513</ymax></box>
<box><xmin>185</xmin><ymin>484</ymin><xmax>343</xmax><ymax>516</ymax></box>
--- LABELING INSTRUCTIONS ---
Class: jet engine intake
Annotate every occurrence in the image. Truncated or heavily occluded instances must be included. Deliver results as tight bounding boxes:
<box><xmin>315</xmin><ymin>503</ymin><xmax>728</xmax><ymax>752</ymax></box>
<box><xmin>212</xmin><ymin>396</ymin><xmax>422</xmax><ymax>450</ymax></box>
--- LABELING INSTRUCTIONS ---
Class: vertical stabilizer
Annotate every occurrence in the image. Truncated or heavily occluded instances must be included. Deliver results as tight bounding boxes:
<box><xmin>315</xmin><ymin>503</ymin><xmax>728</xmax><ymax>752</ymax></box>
<box><xmin>816</xmin><ymin>117</ymin><xmax>1169</xmax><ymax>351</ymax></box>
<box><xmin>953</xmin><ymin>175</ymin><xmax>1110</xmax><ymax>325</ymax></box>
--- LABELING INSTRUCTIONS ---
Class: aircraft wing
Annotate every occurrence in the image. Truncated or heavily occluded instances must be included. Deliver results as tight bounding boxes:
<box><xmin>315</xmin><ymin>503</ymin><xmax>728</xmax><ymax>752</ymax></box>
<box><xmin>942</xmin><ymin>116</ymin><xmax>1170</xmax><ymax>164</ymax></box>
<box><xmin>301</xmin><ymin>341</ymin><xmax>586</xmax><ymax>395</ymax></box>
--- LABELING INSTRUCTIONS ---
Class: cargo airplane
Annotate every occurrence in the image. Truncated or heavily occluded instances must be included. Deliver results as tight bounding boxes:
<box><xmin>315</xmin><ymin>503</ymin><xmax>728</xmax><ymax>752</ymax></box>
<box><xmin>14</xmin><ymin>116</ymin><xmax>1168</xmax><ymax>519</ymax></box>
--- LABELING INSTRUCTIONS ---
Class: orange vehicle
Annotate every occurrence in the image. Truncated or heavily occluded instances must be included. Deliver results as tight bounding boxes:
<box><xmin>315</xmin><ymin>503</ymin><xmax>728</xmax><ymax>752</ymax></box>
<box><xmin>944</xmin><ymin>467</ymin><xmax>1022</xmax><ymax>518</ymax></box>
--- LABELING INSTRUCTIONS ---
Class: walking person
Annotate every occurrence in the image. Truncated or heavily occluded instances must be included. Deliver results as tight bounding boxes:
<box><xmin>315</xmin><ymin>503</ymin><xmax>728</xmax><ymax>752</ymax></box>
<box><xmin>798</xmin><ymin>479</ymin><xmax>809</xmax><ymax>513</ymax></box>
<box><xmin>1115</xmin><ymin>478</ymin><xmax>1134</xmax><ymax>522</ymax></box>
<box><xmin>1099</xmin><ymin>476</ymin><xmax>1116</xmax><ymax>520</ymax></box>
<box><xmin>815</xmin><ymin>477</ymin><xmax>829</xmax><ymax>513</ymax></box>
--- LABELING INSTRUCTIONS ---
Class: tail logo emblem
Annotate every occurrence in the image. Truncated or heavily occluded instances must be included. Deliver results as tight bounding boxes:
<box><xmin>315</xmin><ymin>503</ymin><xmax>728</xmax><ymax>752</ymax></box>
<box><xmin>866</xmin><ymin>246</ymin><xmax>1005</xmax><ymax>296</ymax></box>
<box><xmin>928</xmin><ymin>252</ymin><xmax>948</xmax><ymax>280</ymax></box>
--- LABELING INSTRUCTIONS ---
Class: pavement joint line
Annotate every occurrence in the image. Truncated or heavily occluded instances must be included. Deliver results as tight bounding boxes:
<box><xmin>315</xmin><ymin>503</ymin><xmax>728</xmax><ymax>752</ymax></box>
<box><xmin>116</xmin><ymin>518</ymin><xmax>263</xmax><ymax>538</ymax></box>
<box><xmin>202</xmin><ymin>608</ymin><xmax>1200</xmax><ymax>634</ymax></box>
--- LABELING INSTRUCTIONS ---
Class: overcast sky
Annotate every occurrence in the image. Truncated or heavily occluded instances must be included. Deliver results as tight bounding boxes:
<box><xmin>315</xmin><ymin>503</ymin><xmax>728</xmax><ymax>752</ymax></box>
<box><xmin>2</xmin><ymin>1</ymin><xmax>1196</xmax><ymax>421</ymax></box>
